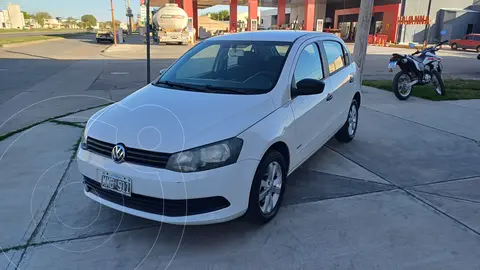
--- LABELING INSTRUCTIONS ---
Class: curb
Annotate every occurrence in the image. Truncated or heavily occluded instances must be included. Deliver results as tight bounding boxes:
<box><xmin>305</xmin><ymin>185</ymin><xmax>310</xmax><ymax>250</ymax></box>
<box><xmin>0</xmin><ymin>37</ymin><xmax>63</xmax><ymax>48</ymax></box>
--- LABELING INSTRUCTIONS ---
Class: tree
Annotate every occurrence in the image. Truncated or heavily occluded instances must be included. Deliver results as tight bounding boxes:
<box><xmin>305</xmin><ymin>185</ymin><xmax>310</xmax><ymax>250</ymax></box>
<box><xmin>32</xmin><ymin>12</ymin><xmax>52</xmax><ymax>27</ymax></box>
<box><xmin>66</xmin><ymin>17</ymin><xmax>76</xmax><ymax>28</ymax></box>
<box><xmin>353</xmin><ymin>0</ymin><xmax>374</xmax><ymax>87</ymax></box>
<box><xmin>105</xmin><ymin>20</ymin><xmax>121</xmax><ymax>28</ymax></box>
<box><xmin>210</xmin><ymin>10</ymin><xmax>229</xmax><ymax>21</ymax></box>
<box><xmin>77</xmin><ymin>21</ymin><xmax>86</xmax><ymax>29</ymax></box>
<box><xmin>81</xmin><ymin>14</ymin><xmax>97</xmax><ymax>28</ymax></box>
<box><xmin>21</xmin><ymin>11</ymin><xmax>31</xmax><ymax>20</ymax></box>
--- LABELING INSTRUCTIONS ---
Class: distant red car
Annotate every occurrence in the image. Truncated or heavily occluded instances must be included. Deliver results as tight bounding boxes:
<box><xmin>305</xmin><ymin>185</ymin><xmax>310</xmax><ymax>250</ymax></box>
<box><xmin>450</xmin><ymin>34</ymin><xmax>480</xmax><ymax>52</ymax></box>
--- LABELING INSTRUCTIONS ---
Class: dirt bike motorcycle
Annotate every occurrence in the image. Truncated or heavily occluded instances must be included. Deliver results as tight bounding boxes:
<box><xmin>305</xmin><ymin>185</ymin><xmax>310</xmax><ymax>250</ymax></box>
<box><xmin>388</xmin><ymin>40</ymin><xmax>449</xmax><ymax>100</ymax></box>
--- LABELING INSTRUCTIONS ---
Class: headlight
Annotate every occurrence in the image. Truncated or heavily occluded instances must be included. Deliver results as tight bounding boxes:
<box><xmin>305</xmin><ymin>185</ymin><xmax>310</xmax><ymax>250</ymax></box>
<box><xmin>80</xmin><ymin>128</ymin><xmax>88</xmax><ymax>150</ymax></box>
<box><xmin>166</xmin><ymin>138</ymin><xmax>243</xmax><ymax>172</ymax></box>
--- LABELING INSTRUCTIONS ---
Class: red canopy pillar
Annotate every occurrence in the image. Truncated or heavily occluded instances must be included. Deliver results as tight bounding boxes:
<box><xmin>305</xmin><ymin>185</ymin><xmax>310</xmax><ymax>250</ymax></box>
<box><xmin>277</xmin><ymin>0</ymin><xmax>286</xmax><ymax>27</ymax></box>
<box><xmin>183</xmin><ymin>0</ymin><xmax>193</xmax><ymax>17</ymax></box>
<box><xmin>174</xmin><ymin>0</ymin><xmax>183</xmax><ymax>8</ymax></box>
<box><xmin>230</xmin><ymin>0</ymin><xmax>238</xmax><ymax>32</ymax></box>
<box><xmin>193</xmin><ymin>1</ymin><xmax>198</xmax><ymax>38</ymax></box>
<box><xmin>304</xmin><ymin>0</ymin><xmax>315</xmax><ymax>31</ymax></box>
<box><xmin>247</xmin><ymin>0</ymin><xmax>258</xmax><ymax>31</ymax></box>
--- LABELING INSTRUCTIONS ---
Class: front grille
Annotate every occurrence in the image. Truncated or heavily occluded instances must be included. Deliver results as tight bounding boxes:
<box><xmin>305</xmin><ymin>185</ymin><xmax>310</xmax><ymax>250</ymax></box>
<box><xmin>84</xmin><ymin>177</ymin><xmax>230</xmax><ymax>217</ymax></box>
<box><xmin>86</xmin><ymin>137</ymin><xmax>172</xmax><ymax>168</ymax></box>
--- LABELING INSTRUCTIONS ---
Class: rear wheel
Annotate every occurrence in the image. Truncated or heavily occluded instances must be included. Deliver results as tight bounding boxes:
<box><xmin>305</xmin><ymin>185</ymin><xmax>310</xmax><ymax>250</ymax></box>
<box><xmin>393</xmin><ymin>71</ymin><xmax>413</xmax><ymax>100</ymax></box>
<box><xmin>246</xmin><ymin>150</ymin><xmax>287</xmax><ymax>224</ymax></box>
<box><xmin>335</xmin><ymin>99</ymin><xmax>359</xmax><ymax>143</ymax></box>
<box><xmin>451</xmin><ymin>43</ymin><xmax>458</xmax><ymax>50</ymax></box>
<box><xmin>430</xmin><ymin>70</ymin><xmax>445</xmax><ymax>96</ymax></box>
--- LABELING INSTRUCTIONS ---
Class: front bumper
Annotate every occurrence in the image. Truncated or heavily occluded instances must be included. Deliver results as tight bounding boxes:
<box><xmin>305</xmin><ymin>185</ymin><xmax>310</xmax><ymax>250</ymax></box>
<box><xmin>77</xmin><ymin>148</ymin><xmax>259</xmax><ymax>225</ymax></box>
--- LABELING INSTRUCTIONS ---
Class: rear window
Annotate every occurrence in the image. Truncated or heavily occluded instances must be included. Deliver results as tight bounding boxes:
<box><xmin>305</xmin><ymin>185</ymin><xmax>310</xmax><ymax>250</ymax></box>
<box><xmin>157</xmin><ymin>40</ymin><xmax>292</xmax><ymax>94</ymax></box>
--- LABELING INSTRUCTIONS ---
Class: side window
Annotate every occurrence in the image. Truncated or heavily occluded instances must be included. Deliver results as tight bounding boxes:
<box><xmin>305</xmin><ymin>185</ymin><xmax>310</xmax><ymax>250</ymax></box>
<box><xmin>475</xmin><ymin>36</ymin><xmax>480</xmax><ymax>41</ymax></box>
<box><xmin>293</xmin><ymin>43</ymin><xmax>323</xmax><ymax>86</ymax></box>
<box><xmin>466</xmin><ymin>35</ymin><xmax>474</xmax><ymax>40</ymax></box>
<box><xmin>323</xmin><ymin>41</ymin><xmax>347</xmax><ymax>74</ymax></box>
<box><xmin>176</xmin><ymin>44</ymin><xmax>220</xmax><ymax>78</ymax></box>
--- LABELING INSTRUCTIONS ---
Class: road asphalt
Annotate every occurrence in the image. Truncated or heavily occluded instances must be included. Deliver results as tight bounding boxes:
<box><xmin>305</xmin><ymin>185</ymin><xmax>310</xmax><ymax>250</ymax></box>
<box><xmin>1</xmin><ymin>33</ymin><xmax>480</xmax><ymax>270</ymax></box>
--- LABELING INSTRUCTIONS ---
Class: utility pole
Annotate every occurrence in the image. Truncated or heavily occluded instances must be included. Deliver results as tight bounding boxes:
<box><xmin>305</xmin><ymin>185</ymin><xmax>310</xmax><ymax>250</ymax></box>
<box><xmin>146</xmin><ymin>0</ymin><xmax>151</xmax><ymax>83</ymax></box>
<box><xmin>110</xmin><ymin>0</ymin><xmax>117</xmax><ymax>45</ymax></box>
<box><xmin>125</xmin><ymin>0</ymin><xmax>133</xmax><ymax>35</ymax></box>
<box><xmin>353</xmin><ymin>0</ymin><xmax>374</xmax><ymax>86</ymax></box>
<box><xmin>423</xmin><ymin>0</ymin><xmax>433</xmax><ymax>48</ymax></box>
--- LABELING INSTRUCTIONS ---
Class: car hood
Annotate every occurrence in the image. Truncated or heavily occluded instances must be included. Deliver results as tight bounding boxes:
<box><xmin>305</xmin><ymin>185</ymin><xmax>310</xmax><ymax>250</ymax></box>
<box><xmin>86</xmin><ymin>84</ymin><xmax>275</xmax><ymax>153</ymax></box>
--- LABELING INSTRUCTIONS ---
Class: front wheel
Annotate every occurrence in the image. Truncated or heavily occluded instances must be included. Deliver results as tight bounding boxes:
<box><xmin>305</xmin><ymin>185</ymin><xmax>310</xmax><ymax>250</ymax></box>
<box><xmin>393</xmin><ymin>71</ymin><xmax>413</xmax><ymax>100</ymax></box>
<box><xmin>246</xmin><ymin>150</ymin><xmax>287</xmax><ymax>224</ymax></box>
<box><xmin>430</xmin><ymin>70</ymin><xmax>445</xmax><ymax>96</ymax></box>
<box><xmin>476</xmin><ymin>45</ymin><xmax>480</xmax><ymax>53</ymax></box>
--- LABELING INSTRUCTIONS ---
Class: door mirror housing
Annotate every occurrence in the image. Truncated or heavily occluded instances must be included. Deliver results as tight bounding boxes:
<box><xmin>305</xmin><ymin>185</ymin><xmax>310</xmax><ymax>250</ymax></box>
<box><xmin>294</xmin><ymin>79</ymin><xmax>325</xmax><ymax>96</ymax></box>
<box><xmin>159</xmin><ymin>69</ymin><xmax>166</xmax><ymax>75</ymax></box>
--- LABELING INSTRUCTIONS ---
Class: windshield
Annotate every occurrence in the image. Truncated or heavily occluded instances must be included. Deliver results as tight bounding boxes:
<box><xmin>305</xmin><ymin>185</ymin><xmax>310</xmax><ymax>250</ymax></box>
<box><xmin>156</xmin><ymin>40</ymin><xmax>292</xmax><ymax>94</ymax></box>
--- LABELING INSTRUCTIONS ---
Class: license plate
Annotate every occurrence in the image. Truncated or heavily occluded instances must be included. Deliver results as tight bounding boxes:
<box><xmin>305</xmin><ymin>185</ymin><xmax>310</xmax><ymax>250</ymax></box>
<box><xmin>171</xmin><ymin>36</ymin><xmax>178</xmax><ymax>39</ymax></box>
<box><xmin>388</xmin><ymin>61</ymin><xmax>397</xmax><ymax>69</ymax></box>
<box><xmin>101</xmin><ymin>172</ymin><xmax>132</xmax><ymax>196</ymax></box>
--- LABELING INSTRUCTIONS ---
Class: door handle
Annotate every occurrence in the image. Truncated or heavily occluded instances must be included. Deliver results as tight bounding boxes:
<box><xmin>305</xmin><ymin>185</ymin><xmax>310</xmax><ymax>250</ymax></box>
<box><xmin>326</xmin><ymin>93</ymin><xmax>333</xmax><ymax>101</ymax></box>
<box><xmin>349</xmin><ymin>75</ymin><xmax>355</xmax><ymax>83</ymax></box>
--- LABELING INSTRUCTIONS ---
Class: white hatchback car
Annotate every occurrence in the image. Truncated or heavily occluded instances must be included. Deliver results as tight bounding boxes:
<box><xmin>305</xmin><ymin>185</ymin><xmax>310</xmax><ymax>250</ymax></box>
<box><xmin>78</xmin><ymin>31</ymin><xmax>361</xmax><ymax>225</ymax></box>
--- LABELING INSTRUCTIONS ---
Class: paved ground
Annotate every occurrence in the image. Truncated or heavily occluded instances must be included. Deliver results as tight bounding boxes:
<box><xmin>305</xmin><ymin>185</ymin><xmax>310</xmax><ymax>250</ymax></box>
<box><xmin>1</xmin><ymin>33</ymin><xmax>480</xmax><ymax>269</ymax></box>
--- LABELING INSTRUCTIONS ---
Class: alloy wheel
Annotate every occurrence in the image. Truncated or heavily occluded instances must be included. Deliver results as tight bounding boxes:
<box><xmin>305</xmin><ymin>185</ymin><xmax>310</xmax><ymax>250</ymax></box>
<box><xmin>259</xmin><ymin>161</ymin><xmax>283</xmax><ymax>214</ymax></box>
<box><xmin>348</xmin><ymin>104</ymin><xmax>357</xmax><ymax>136</ymax></box>
<box><xmin>398</xmin><ymin>73</ymin><xmax>412</xmax><ymax>97</ymax></box>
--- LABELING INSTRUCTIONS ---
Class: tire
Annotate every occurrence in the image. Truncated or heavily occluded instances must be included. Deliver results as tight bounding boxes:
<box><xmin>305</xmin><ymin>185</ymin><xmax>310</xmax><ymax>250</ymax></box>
<box><xmin>476</xmin><ymin>46</ymin><xmax>480</xmax><ymax>53</ymax></box>
<box><xmin>177</xmin><ymin>42</ymin><xmax>183</xmax><ymax>45</ymax></box>
<box><xmin>245</xmin><ymin>150</ymin><xmax>287</xmax><ymax>224</ymax></box>
<box><xmin>96</xmin><ymin>39</ymin><xmax>100</xmax><ymax>43</ymax></box>
<box><xmin>335</xmin><ymin>99</ymin><xmax>359</xmax><ymax>143</ymax></box>
<box><xmin>392</xmin><ymin>71</ymin><xmax>413</xmax><ymax>100</ymax></box>
<box><xmin>451</xmin><ymin>43</ymin><xmax>458</xmax><ymax>50</ymax></box>
<box><xmin>431</xmin><ymin>70</ymin><xmax>446</xmax><ymax>96</ymax></box>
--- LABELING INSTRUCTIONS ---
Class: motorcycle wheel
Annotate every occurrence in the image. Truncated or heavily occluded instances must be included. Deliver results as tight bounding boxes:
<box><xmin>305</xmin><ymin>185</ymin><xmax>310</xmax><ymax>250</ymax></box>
<box><xmin>430</xmin><ymin>70</ymin><xmax>446</xmax><ymax>96</ymax></box>
<box><xmin>393</xmin><ymin>71</ymin><xmax>413</xmax><ymax>100</ymax></box>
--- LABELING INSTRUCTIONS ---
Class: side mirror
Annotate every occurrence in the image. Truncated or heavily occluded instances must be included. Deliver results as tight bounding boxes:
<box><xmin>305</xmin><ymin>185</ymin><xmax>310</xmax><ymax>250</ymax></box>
<box><xmin>159</xmin><ymin>69</ymin><xmax>166</xmax><ymax>75</ymax></box>
<box><xmin>294</xmin><ymin>79</ymin><xmax>325</xmax><ymax>96</ymax></box>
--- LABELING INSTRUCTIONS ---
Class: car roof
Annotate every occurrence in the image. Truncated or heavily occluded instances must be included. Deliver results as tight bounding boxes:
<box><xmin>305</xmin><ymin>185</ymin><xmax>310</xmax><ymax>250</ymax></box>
<box><xmin>207</xmin><ymin>30</ymin><xmax>339</xmax><ymax>42</ymax></box>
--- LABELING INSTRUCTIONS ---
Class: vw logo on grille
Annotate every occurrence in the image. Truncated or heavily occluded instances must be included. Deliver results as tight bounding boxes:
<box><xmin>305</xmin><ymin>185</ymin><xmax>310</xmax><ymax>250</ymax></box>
<box><xmin>111</xmin><ymin>144</ymin><xmax>126</xmax><ymax>164</ymax></box>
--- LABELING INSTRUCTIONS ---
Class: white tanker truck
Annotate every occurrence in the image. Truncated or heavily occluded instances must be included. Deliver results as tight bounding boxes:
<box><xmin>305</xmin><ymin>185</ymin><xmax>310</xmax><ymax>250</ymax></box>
<box><xmin>153</xmin><ymin>3</ymin><xmax>190</xmax><ymax>45</ymax></box>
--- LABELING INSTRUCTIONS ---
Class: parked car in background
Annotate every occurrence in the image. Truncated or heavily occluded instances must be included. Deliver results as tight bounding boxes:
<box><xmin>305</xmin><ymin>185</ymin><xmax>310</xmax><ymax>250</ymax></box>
<box><xmin>78</xmin><ymin>31</ymin><xmax>361</xmax><ymax>225</ymax></box>
<box><xmin>96</xmin><ymin>31</ymin><xmax>114</xmax><ymax>43</ymax></box>
<box><xmin>450</xmin><ymin>34</ymin><xmax>480</xmax><ymax>52</ymax></box>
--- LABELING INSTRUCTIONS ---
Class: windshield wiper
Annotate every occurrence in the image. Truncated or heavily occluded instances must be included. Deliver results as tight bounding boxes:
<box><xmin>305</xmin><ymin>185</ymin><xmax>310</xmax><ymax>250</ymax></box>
<box><xmin>205</xmin><ymin>85</ymin><xmax>247</xmax><ymax>94</ymax></box>
<box><xmin>155</xmin><ymin>81</ymin><xmax>210</xmax><ymax>92</ymax></box>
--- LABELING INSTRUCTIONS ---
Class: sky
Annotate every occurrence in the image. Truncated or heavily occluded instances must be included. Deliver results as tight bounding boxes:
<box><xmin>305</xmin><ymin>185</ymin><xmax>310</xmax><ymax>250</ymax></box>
<box><xmin>0</xmin><ymin>1</ymin><xmax>274</xmax><ymax>22</ymax></box>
